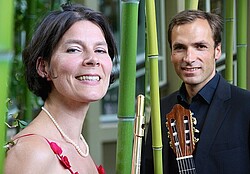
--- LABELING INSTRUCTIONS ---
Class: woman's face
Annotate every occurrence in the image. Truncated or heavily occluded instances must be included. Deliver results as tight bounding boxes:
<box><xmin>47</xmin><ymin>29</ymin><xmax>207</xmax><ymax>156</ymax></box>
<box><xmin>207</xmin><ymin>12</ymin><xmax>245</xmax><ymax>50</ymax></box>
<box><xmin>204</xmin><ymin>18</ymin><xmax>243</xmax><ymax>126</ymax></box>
<box><xmin>46</xmin><ymin>20</ymin><xmax>112</xmax><ymax>103</ymax></box>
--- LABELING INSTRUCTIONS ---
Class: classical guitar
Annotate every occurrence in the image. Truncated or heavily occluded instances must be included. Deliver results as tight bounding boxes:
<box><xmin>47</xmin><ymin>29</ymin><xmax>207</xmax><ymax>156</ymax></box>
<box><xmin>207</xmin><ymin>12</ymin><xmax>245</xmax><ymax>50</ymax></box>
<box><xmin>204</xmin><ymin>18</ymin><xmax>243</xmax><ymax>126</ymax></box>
<box><xmin>166</xmin><ymin>104</ymin><xmax>199</xmax><ymax>174</ymax></box>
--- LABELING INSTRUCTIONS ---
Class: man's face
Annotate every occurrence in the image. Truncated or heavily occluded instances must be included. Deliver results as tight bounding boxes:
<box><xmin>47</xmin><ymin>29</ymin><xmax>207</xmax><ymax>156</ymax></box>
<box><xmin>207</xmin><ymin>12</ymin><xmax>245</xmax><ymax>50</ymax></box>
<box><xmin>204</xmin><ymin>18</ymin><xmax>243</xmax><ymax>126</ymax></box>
<box><xmin>170</xmin><ymin>19</ymin><xmax>221</xmax><ymax>90</ymax></box>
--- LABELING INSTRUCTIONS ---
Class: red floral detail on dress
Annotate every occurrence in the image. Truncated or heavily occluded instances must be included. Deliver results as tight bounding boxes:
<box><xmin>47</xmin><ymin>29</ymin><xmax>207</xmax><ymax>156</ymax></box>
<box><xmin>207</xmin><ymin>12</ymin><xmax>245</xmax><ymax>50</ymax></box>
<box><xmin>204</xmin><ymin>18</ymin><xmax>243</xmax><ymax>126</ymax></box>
<box><xmin>7</xmin><ymin>134</ymin><xmax>105</xmax><ymax>174</ymax></box>
<box><xmin>48</xmin><ymin>140</ymin><xmax>105</xmax><ymax>174</ymax></box>
<box><xmin>61</xmin><ymin>155</ymin><xmax>72</xmax><ymax>169</ymax></box>
<box><xmin>96</xmin><ymin>165</ymin><xmax>105</xmax><ymax>174</ymax></box>
<box><xmin>48</xmin><ymin>141</ymin><xmax>78</xmax><ymax>174</ymax></box>
<box><xmin>50</xmin><ymin>142</ymin><xmax>63</xmax><ymax>155</ymax></box>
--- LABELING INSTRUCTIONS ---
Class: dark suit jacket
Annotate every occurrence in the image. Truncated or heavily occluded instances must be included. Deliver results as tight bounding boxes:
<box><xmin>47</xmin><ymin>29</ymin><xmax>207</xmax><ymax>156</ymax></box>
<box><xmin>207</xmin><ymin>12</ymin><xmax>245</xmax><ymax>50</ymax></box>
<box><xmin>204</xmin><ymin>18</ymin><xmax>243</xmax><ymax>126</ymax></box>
<box><xmin>141</xmin><ymin>75</ymin><xmax>250</xmax><ymax>174</ymax></box>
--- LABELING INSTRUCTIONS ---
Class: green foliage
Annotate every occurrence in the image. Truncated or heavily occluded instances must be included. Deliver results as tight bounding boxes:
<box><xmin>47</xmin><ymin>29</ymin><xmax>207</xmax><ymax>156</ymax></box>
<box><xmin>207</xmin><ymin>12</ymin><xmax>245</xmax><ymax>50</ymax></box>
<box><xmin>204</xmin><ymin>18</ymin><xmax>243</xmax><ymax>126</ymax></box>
<box><xmin>5</xmin><ymin>98</ymin><xmax>27</xmax><ymax>133</ymax></box>
<box><xmin>5</xmin><ymin>112</ymin><xmax>28</xmax><ymax>129</ymax></box>
<box><xmin>7</xmin><ymin>0</ymin><xmax>68</xmax><ymax>135</ymax></box>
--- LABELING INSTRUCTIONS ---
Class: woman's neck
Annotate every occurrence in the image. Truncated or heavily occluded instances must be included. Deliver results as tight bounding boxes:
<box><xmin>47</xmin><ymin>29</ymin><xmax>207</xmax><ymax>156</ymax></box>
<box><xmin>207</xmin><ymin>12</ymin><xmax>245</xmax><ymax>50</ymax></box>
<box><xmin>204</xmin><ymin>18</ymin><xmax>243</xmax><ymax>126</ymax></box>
<box><xmin>43</xmin><ymin>97</ymin><xmax>89</xmax><ymax>141</ymax></box>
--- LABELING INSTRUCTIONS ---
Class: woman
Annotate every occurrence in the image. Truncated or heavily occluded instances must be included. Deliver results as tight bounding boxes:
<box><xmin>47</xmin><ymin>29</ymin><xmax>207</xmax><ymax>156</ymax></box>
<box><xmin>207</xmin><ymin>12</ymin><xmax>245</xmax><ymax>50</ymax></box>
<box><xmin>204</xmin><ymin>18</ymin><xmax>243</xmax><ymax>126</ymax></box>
<box><xmin>5</xmin><ymin>3</ymin><xmax>117</xmax><ymax>174</ymax></box>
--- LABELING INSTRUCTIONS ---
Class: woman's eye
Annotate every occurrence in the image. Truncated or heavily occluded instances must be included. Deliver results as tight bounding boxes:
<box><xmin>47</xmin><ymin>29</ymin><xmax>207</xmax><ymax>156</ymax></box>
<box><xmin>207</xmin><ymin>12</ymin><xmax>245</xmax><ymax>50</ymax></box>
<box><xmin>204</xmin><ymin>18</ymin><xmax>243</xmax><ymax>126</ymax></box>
<box><xmin>66</xmin><ymin>48</ymin><xmax>81</xmax><ymax>53</ymax></box>
<box><xmin>95</xmin><ymin>48</ymin><xmax>107</xmax><ymax>54</ymax></box>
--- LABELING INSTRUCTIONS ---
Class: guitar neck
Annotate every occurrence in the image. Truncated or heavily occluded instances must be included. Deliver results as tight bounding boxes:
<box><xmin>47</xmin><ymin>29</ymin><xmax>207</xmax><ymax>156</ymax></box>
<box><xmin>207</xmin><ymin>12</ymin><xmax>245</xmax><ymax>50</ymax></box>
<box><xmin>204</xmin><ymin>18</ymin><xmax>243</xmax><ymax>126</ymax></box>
<box><xmin>166</xmin><ymin>104</ymin><xmax>198</xmax><ymax>174</ymax></box>
<box><xmin>176</xmin><ymin>155</ymin><xmax>196</xmax><ymax>174</ymax></box>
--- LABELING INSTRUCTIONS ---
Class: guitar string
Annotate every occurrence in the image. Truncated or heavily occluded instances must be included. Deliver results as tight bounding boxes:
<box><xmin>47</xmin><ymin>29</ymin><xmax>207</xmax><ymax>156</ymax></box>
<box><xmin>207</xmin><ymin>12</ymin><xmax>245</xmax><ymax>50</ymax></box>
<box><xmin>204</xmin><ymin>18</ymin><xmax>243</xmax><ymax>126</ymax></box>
<box><xmin>178</xmin><ymin>158</ymin><xmax>196</xmax><ymax>174</ymax></box>
<box><xmin>183</xmin><ymin>118</ymin><xmax>190</xmax><ymax>173</ymax></box>
<box><xmin>175</xmin><ymin>118</ymin><xmax>196</xmax><ymax>174</ymax></box>
<box><xmin>176</xmin><ymin>122</ymin><xmax>189</xmax><ymax>174</ymax></box>
<box><xmin>188</xmin><ymin>121</ymin><xmax>196</xmax><ymax>174</ymax></box>
<box><xmin>171</xmin><ymin>119</ymin><xmax>197</xmax><ymax>174</ymax></box>
<box><xmin>183</xmin><ymin>118</ymin><xmax>196</xmax><ymax>174</ymax></box>
<box><xmin>173</xmin><ymin>122</ymin><xmax>184</xmax><ymax>173</ymax></box>
<box><xmin>183</xmin><ymin>117</ymin><xmax>196</xmax><ymax>174</ymax></box>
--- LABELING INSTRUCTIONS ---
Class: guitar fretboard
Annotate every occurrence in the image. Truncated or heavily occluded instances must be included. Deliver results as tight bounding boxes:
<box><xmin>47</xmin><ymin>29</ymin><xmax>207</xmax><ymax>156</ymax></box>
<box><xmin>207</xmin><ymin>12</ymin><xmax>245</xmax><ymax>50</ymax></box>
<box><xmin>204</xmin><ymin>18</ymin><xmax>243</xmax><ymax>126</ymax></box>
<box><xmin>176</xmin><ymin>155</ymin><xmax>196</xmax><ymax>174</ymax></box>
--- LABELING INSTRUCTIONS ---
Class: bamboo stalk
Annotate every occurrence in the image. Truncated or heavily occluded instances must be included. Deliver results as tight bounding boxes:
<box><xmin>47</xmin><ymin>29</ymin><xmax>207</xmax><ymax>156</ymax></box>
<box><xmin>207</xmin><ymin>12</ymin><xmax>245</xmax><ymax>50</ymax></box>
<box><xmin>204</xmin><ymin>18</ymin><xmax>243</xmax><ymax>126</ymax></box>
<box><xmin>145</xmin><ymin>0</ymin><xmax>163</xmax><ymax>173</ymax></box>
<box><xmin>0</xmin><ymin>61</ymin><xmax>10</xmax><ymax>173</ymax></box>
<box><xmin>116</xmin><ymin>1</ymin><xmax>139</xmax><ymax>173</ymax></box>
<box><xmin>236</xmin><ymin>0</ymin><xmax>247</xmax><ymax>88</ymax></box>
<box><xmin>0</xmin><ymin>0</ymin><xmax>14</xmax><ymax>173</ymax></box>
<box><xmin>23</xmin><ymin>0</ymin><xmax>37</xmax><ymax>122</ymax></box>
<box><xmin>225</xmin><ymin>0</ymin><xmax>234</xmax><ymax>83</ymax></box>
<box><xmin>185</xmin><ymin>0</ymin><xmax>199</xmax><ymax>10</ymax></box>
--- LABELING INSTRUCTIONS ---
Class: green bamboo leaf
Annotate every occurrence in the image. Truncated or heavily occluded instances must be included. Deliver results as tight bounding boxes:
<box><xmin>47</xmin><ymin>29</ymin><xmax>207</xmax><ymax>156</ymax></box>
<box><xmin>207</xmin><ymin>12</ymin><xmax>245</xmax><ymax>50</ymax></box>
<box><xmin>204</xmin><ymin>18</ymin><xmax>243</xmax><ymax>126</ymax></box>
<box><xmin>15</xmin><ymin>72</ymin><xmax>23</xmax><ymax>81</ymax></box>
<box><xmin>11</xmin><ymin>120</ymin><xmax>18</xmax><ymax>128</ymax></box>
<box><xmin>12</xmin><ymin>113</ymin><xmax>19</xmax><ymax>119</ymax></box>
<box><xmin>18</xmin><ymin>120</ymin><xmax>28</xmax><ymax>128</ymax></box>
<box><xmin>5</xmin><ymin>122</ymin><xmax>13</xmax><ymax>128</ymax></box>
<box><xmin>5</xmin><ymin>98</ymin><xmax>11</xmax><ymax>108</ymax></box>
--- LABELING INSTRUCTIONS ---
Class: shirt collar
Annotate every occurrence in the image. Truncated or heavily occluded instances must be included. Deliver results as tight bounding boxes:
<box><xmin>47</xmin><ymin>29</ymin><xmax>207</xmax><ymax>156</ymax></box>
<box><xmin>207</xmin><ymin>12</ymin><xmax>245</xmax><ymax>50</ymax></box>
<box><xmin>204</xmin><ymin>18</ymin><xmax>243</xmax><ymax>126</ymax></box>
<box><xmin>178</xmin><ymin>73</ymin><xmax>220</xmax><ymax>104</ymax></box>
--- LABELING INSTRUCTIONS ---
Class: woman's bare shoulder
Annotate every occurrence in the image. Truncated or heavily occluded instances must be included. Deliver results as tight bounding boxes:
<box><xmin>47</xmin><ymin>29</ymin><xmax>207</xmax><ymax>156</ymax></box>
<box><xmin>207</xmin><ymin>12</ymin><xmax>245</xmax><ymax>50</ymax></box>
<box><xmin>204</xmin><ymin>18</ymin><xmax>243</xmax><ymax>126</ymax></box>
<box><xmin>4</xmin><ymin>134</ymin><xmax>57</xmax><ymax>174</ymax></box>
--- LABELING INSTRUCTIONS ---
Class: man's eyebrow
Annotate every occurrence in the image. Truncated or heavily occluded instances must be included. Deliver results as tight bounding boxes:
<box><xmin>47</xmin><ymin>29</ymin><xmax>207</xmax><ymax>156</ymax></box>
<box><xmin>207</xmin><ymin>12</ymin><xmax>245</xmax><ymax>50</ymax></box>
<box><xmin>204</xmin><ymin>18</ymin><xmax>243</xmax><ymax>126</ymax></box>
<box><xmin>193</xmin><ymin>40</ymin><xmax>210</xmax><ymax>45</ymax></box>
<box><xmin>173</xmin><ymin>42</ymin><xmax>184</xmax><ymax>46</ymax></box>
<box><xmin>172</xmin><ymin>42</ymin><xmax>185</xmax><ymax>48</ymax></box>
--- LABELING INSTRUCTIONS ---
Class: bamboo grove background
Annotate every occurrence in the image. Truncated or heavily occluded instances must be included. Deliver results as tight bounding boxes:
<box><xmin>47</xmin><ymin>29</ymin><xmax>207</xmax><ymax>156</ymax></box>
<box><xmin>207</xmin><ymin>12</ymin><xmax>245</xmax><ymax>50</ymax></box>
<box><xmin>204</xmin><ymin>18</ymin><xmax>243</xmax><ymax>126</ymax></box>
<box><xmin>0</xmin><ymin>0</ymin><xmax>249</xmax><ymax>173</ymax></box>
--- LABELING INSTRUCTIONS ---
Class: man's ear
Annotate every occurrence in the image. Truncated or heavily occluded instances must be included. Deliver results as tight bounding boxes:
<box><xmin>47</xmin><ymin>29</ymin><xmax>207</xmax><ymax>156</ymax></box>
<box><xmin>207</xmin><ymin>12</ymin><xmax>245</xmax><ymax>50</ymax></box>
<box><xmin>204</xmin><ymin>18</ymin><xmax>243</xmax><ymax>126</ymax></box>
<box><xmin>36</xmin><ymin>57</ymin><xmax>51</xmax><ymax>80</ymax></box>
<box><xmin>214</xmin><ymin>43</ymin><xmax>222</xmax><ymax>61</ymax></box>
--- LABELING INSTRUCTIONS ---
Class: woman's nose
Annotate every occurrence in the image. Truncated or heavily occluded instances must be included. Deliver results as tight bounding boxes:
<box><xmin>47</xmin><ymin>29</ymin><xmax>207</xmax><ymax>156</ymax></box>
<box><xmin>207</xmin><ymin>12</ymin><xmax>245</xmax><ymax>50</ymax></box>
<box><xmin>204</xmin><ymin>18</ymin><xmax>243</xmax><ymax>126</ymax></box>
<box><xmin>82</xmin><ymin>53</ymin><xmax>100</xmax><ymax>67</ymax></box>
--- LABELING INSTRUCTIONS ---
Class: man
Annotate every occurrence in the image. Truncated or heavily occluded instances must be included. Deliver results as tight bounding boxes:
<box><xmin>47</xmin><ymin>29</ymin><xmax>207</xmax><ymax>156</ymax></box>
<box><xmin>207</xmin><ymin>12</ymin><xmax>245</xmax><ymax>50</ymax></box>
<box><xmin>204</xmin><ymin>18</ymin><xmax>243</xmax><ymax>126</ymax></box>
<box><xmin>141</xmin><ymin>10</ymin><xmax>250</xmax><ymax>174</ymax></box>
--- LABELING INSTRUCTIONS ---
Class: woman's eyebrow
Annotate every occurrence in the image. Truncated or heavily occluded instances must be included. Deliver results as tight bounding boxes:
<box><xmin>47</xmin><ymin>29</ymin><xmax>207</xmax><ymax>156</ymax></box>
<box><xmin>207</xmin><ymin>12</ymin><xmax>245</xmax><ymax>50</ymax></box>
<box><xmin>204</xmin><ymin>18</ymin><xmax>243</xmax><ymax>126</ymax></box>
<box><xmin>64</xmin><ymin>39</ymin><xmax>107</xmax><ymax>47</ymax></box>
<box><xmin>64</xmin><ymin>39</ymin><xmax>84</xmax><ymax>45</ymax></box>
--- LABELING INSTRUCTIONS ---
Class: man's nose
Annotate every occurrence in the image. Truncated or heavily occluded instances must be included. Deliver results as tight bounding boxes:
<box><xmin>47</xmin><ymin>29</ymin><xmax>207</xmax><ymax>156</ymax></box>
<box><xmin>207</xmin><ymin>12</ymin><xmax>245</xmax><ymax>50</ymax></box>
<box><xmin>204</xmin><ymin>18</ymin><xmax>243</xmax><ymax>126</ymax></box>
<box><xmin>183</xmin><ymin>48</ymin><xmax>195</xmax><ymax>63</ymax></box>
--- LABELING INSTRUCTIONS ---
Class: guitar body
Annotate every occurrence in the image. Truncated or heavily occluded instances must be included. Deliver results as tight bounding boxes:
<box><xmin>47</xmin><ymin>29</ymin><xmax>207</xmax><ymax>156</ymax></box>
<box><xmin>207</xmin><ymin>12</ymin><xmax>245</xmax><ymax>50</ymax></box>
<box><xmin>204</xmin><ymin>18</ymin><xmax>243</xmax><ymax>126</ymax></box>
<box><xmin>166</xmin><ymin>104</ymin><xmax>198</xmax><ymax>174</ymax></box>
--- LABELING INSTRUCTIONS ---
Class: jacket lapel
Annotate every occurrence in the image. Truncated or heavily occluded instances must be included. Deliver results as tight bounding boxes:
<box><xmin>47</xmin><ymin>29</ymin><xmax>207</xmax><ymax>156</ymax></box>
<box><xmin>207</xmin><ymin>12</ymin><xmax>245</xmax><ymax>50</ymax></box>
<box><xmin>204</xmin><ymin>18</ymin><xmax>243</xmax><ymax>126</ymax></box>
<box><xmin>195</xmin><ymin>76</ymin><xmax>232</xmax><ymax>173</ymax></box>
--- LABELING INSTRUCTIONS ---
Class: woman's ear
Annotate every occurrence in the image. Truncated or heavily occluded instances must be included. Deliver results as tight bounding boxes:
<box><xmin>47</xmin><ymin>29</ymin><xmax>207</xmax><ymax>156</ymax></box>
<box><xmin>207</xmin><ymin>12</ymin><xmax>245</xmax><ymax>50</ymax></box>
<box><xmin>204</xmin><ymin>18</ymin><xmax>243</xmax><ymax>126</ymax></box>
<box><xmin>36</xmin><ymin>57</ymin><xmax>51</xmax><ymax>80</ymax></box>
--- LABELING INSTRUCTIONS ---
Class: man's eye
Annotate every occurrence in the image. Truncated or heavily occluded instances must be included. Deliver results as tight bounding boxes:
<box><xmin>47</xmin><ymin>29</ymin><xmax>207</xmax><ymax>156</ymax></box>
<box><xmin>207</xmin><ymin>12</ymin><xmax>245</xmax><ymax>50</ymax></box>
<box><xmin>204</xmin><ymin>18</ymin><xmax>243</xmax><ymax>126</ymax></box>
<box><xmin>176</xmin><ymin>46</ymin><xmax>184</xmax><ymax>50</ymax></box>
<box><xmin>197</xmin><ymin>44</ymin><xmax>207</xmax><ymax>50</ymax></box>
<box><xmin>173</xmin><ymin>45</ymin><xmax>185</xmax><ymax>51</ymax></box>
